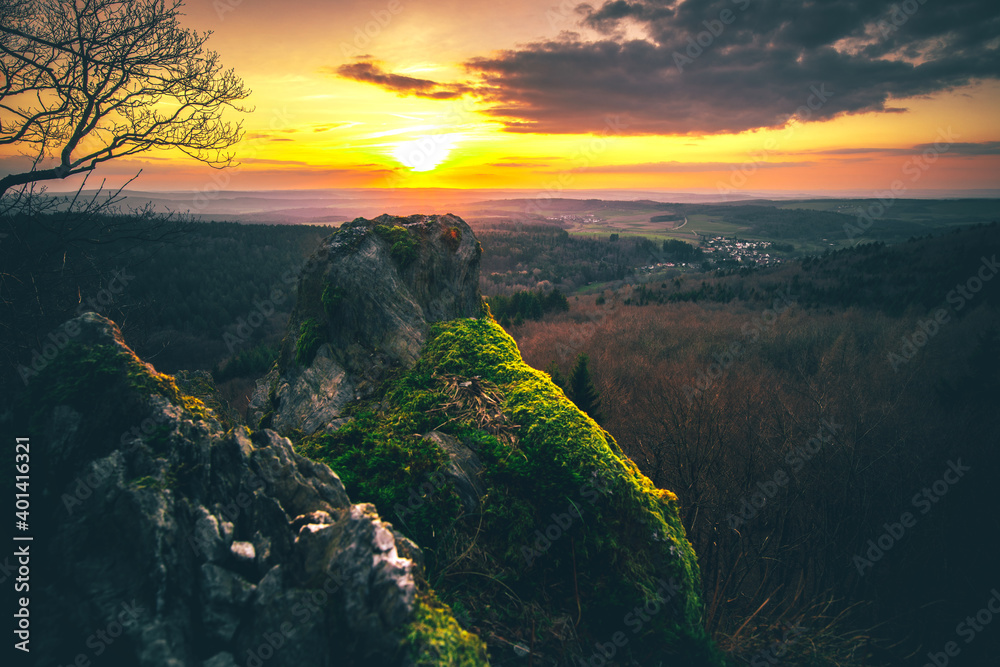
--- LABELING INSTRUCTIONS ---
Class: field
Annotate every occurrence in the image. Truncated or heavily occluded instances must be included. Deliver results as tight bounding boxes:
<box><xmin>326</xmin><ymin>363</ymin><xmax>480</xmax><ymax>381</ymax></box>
<box><xmin>467</xmin><ymin>197</ymin><xmax>999</xmax><ymax>255</ymax></box>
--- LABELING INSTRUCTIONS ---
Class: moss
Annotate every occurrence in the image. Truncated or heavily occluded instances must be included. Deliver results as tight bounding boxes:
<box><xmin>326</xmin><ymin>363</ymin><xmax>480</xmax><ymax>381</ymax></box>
<box><xmin>175</xmin><ymin>370</ymin><xmax>237</xmax><ymax>428</ymax></box>
<box><xmin>297</xmin><ymin>407</ymin><xmax>464</xmax><ymax>556</ymax></box>
<box><xmin>295</xmin><ymin>317</ymin><xmax>325</xmax><ymax>366</ymax></box>
<box><xmin>295</xmin><ymin>315</ymin><xmax>723</xmax><ymax>666</ymax></box>
<box><xmin>375</xmin><ymin>224</ymin><xmax>420</xmax><ymax>266</ymax></box>
<box><xmin>25</xmin><ymin>341</ymin><xmax>215</xmax><ymax>431</ymax></box>
<box><xmin>404</xmin><ymin>590</ymin><xmax>490</xmax><ymax>666</ymax></box>
<box><xmin>129</xmin><ymin>475</ymin><xmax>165</xmax><ymax>491</ymax></box>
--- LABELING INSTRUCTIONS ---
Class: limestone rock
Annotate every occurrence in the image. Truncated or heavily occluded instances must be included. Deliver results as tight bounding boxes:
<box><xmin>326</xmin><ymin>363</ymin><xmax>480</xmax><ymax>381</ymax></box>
<box><xmin>249</xmin><ymin>213</ymin><xmax>482</xmax><ymax>434</ymax></box>
<box><xmin>21</xmin><ymin>313</ymin><xmax>432</xmax><ymax>667</ymax></box>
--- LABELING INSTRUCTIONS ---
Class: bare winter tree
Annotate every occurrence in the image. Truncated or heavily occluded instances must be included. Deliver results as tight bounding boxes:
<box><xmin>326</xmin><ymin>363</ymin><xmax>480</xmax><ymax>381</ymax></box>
<box><xmin>0</xmin><ymin>0</ymin><xmax>251</xmax><ymax>197</ymax></box>
<box><xmin>0</xmin><ymin>0</ymin><xmax>249</xmax><ymax>394</ymax></box>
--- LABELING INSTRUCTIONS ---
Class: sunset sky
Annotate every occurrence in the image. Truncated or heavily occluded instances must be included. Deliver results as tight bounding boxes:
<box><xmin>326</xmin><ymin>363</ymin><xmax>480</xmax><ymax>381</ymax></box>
<box><xmin>7</xmin><ymin>0</ymin><xmax>1000</xmax><ymax>194</ymax></box>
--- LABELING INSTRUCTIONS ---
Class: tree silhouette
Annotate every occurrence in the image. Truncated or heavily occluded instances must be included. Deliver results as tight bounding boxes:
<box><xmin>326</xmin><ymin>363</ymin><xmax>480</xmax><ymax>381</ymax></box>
<box><xmin>0</xmin><ymin>0</ymin><xmax>251</xmax><ymax>197</ymax></box>
<box><xmin>567</xmin><ymin>353</ymin><xmax>603</xmax><ymax>423</ymax></box>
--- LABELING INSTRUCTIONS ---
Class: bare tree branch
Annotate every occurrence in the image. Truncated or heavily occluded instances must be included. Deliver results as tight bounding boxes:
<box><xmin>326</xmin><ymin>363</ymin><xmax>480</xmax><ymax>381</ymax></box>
<box><xmin>0</xmin><ymin>0</ymin><xmax>252</xmax><ymax>198</ymax></box>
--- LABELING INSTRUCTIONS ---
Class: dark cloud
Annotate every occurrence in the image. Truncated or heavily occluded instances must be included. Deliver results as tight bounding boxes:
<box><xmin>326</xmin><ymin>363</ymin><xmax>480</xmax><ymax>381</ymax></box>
<box><xmin>802</xmin><ymin>141</ymin><xmax>1000</xmax><ymax>156</ymax></box>
<box><xmin>571</xmin><ymin>159</ymin><xmax>816</xmax><ymax>172</ymax></box>
<box><xmin>912</xmin><ymin>141</ymin><xmax>1000</xmax><ymax>156</ymax></box>
<box><xmin>333</xmin><ymin>60</ymin><xmax>473</xmax><ymax>100</ymax></box>
<box><xmin>465</xmin><ymin>0</ymin><xmax>1000</xmax><ymax>135</ymax></box>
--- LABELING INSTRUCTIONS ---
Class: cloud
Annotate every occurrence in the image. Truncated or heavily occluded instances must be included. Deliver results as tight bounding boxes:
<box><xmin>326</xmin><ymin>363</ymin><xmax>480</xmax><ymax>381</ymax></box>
<box><xmin>333</xmin><ymin>60</ymin><xmax>473</xmax><ymax>100</ymax></box>
<box><xmin>239</xmin><ymin>157</ymin><xmax>311</xmax><ymax>166</ymax></box>
<box><xmin>801</xmin><ymin>141</ymin><xmax>1000</xmax><ymax>156</ymax></box>
<box><xmin>244</xmin><ymin>130</ymin><xmax>298</xmax><ymax>141</ymax></box>
<box><xmin>488</xmin><ymin>156</ymin><xmax>559</xmax><ymax>168</ymax></box>
<box><xmin>464</xmin><ymin>0</ymin><xmax>1000</xmax><ymax>135</ymax></box>
<box><xmin>570</xmin><ymin>160</ymin><xmax>816</xmax><ymax>173</ymax></box>
<box><xmin>911</xmin><ymin>141</ymin><xmax>1000</xmax><ymax>156</ymax></box>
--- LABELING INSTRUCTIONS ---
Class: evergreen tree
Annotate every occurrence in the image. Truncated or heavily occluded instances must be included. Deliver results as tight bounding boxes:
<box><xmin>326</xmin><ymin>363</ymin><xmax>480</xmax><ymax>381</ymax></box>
<box><xmin>567</xmin><ymin>353</ymin><xmax>603</xmax><ymax>423</ymax></box>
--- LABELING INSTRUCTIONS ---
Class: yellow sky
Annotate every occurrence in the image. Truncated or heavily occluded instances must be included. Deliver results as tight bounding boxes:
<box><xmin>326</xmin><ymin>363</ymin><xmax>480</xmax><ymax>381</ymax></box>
<box><xmin>5</xmin><ymin>0</ymin><xmax>1000</xmax><ymax>194</ymax></box>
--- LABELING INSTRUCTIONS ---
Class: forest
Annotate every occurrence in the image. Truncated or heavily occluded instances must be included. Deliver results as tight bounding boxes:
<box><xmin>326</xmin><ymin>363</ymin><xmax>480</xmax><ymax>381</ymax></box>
<box><xmin>2</xmin><ymin>207</ymin><xmax>999</xmax><ymax>665</ymax></box>
<box><xmin>512</xmin><ymin>223</ymin><xmax>1000</xmax><ymax>664</ymax></box>
<box><xmin>475</xmin><ymin>224</ymin><xmax>661</xmax><ymax>295</ymax></box>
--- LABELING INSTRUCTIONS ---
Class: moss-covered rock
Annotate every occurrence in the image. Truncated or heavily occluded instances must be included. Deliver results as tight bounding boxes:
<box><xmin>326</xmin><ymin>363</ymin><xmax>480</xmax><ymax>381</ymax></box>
<box><xmin>297</xmin><ymin>314</ymin><xmax>724</xmax><ymax>666</ymax></box>
<box><xmin>249</xmin><ymin>213</ymin><xmax>482</xmax><ymax>435</ymax></box>
<box><xmin>174</xmin><ymin>369</ymin><xmax>241</xmax><ymax>427</ymax></box>
<box><xmin>13</xmin><ymin>312</ymin><xmax>484</xmax><ymax>667</ymax></box>
<box><xmin>406</xmin><ymin>590</ymin><xmax>491</xmax><ymax>666</ymax></box>
<box><xmin>294</xmin><ymin>316</ymin><xmax>325</xmax><ymax>366</ymax></box>
<box><xmin>375</xmin><ymin>222</ymin><xmax>422</xmax><ymax>266</ymax></box>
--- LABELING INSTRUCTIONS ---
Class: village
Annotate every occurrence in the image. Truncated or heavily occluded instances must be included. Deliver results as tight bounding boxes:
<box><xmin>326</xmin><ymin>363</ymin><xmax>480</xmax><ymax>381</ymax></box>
<box><xmin>701</xmin><ymin>235</ymin><xmax>784</xmax><ymax>267</ymax></box>
<box><xmin>637</xmin><ymin>235</ymin><xmax>784</xmax><ymax>274</ymax></box>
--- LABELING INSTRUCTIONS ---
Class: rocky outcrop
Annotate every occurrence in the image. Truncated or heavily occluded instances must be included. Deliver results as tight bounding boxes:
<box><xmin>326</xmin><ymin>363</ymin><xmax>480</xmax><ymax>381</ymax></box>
<box><xmin>295</xmin><ymin>315</ymin><xmax>723</xmax><ymax>667</ymax></box>
<box><xmin>17</xmin><ymin>213</ymin><xmax>721</xmax><ymax>667</ymax></box>
<box><xmin>20</xmin><ymin>313</ymin><xmax>482</xmax><ymax>667</ymax></box>
<box><xmin>249</xmin><ymin>213</ymin><xmax>482</xmax><ymax>435</ymax></box>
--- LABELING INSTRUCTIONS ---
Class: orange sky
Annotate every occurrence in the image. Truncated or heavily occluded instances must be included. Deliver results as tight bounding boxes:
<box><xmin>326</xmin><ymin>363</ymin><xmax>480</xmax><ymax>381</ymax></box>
<box><xmin>4</xmin><ymin>0</ymin><xmax>999</xmax><ymax>195</ymax></box>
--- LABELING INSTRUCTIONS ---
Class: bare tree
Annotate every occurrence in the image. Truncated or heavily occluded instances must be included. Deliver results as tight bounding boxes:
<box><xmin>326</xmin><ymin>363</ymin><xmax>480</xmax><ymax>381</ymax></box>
<box><xmin>0</xmin><ymin>0</ymin><xmax>251</xmax><ymax>197</ymax></box>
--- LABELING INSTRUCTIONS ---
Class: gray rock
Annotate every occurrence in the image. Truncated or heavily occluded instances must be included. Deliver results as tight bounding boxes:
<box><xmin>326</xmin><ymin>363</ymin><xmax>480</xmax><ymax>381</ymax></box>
<box><xmin>202</xmin><ymin>653</ymin><xmax>238</xmax><ymax>667</ymax></box>
<box><xmin>230</xmin><ymin>540</ymin><xmax>255</xmax><ymax>563</ymax></box>
<box><xmin>199</xmin><ymin>563</ymin><xmax>255</xmax><ymax>642</ymax></box>
<box><xmin>28</xmin><ymin>314</ymin><xmax>426</xmax><ymax>667</ymax></box>
<box><xmin>191</xmin><ymin>505</ymin><xmax>230</xmax><ymax>562</ymax></box>
<box><xmin>252</xmin><ymin>213</ymin><xmax>482</xmax><ymax>435</ymax></box>
<box><xmin>292</xmin><ymin>503</ymin><xmax>417</xmax><ymax>662</ymax></box>
<box><xmin>424</xmin><ymin>430</ymin><xmax>487</xmax><ymax>513</ymax></box>
<box><xmin>248</xmin><ymin>428</ymin><xmax>352</xmax><ymax>516</ymax></box>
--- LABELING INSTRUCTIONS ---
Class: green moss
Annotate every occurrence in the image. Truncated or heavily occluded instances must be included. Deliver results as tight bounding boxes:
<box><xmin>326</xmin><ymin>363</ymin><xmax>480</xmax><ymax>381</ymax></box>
<box><xmin>175</xmin><ymin>370</ymin><xmax>237</xmax><ymax>428</ymax></box>
<box><xmin>375</xmin><ymin>224</ymin><xmax>420</xmax><ymax>266</ymax></box>
<box><xmin>26</xmin><ymin>342</ymin><xmax>215</xmax><ymax>430</ymax></box>
<box><xmin>295</xmin><ymin>315</ymin><xmax>723</xmax><ymax>665</ymax></box>
<box><xmin>129</xmin><ymin>475</ymin><xmax>164</xmax><ymax>491</ymax></box>
<box><xmin>404</xmin><ymin>590</ymin><xmax>490</xmax><ymax>666</ymax></box>
<box><xmin>295</xmin><ymin>317</ymin><xmax>325</xmax><ymax>366</ymax></box>
<box><xmin>297</xmin><ymin>413</ymin><xmax>462</xmax><ymax>552</ymax></box>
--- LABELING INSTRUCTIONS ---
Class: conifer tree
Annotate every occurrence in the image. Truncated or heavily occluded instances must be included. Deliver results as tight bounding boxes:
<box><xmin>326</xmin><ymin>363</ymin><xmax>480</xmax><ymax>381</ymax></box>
<box><xmin>567</xmin><ymin>353</ymin><xmax>603</xmax><ymax>423</ymax></box>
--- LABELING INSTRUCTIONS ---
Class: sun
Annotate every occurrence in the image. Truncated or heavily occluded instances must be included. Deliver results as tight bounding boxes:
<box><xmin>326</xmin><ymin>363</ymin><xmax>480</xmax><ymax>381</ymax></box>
<box><xmin>392</xmin><ymin>133</ymin><xmax>462</xmax><ymax>172</ymax></box>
